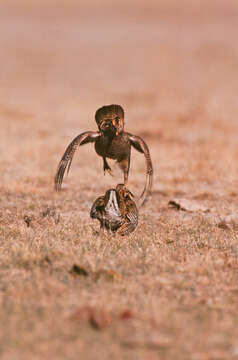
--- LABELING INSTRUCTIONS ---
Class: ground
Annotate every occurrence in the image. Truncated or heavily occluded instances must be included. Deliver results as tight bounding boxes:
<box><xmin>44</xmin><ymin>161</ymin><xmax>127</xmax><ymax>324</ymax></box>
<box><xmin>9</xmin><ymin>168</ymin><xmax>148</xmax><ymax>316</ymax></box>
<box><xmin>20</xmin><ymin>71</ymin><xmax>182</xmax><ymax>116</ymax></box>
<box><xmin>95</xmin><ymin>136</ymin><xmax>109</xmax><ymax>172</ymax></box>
<box><xmin>1</xmin><ymin>1</ymin><xmax>238</xmax><ymax>359</ymax></box>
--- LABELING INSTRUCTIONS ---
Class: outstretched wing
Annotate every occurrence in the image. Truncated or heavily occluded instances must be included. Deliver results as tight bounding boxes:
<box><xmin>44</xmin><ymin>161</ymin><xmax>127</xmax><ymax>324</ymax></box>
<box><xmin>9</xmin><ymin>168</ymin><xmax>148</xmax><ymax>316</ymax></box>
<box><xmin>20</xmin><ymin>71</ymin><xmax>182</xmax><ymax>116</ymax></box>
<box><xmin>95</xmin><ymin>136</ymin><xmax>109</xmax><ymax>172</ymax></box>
<box><xmin>55</xmin><ymin>131</ymin><xmax>100</xmax><ymax>191</ymax></box>
<box><xmin>128</xmin><ymin>134</ymin><xmax>153</xmax><ymax>207</ymax></box>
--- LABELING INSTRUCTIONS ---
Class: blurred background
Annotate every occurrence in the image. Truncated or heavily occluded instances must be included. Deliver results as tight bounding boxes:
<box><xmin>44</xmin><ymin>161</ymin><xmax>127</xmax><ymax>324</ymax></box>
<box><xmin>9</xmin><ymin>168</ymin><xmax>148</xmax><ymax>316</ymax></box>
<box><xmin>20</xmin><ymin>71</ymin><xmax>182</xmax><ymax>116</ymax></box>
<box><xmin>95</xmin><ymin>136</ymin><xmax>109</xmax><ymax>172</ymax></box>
<box><xmin>1</xmin><ymin>0</ymin><xmax>238</xmax><ymax>195</ymax></box>
<box><xmin>1</xmin><ymin>4</ymin><xmax>238</xmax><ymax>359</ymax></box>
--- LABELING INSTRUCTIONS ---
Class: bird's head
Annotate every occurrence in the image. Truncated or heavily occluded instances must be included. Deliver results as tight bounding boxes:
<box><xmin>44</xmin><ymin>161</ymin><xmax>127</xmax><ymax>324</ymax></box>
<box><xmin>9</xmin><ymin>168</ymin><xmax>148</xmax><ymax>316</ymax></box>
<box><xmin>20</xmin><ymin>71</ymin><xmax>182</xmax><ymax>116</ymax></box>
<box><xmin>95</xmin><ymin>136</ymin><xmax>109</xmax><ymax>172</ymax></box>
<box><xmin>95</xmin><ymin>104</ymin><xmax>124</xmax><ymax>137</ymax></box>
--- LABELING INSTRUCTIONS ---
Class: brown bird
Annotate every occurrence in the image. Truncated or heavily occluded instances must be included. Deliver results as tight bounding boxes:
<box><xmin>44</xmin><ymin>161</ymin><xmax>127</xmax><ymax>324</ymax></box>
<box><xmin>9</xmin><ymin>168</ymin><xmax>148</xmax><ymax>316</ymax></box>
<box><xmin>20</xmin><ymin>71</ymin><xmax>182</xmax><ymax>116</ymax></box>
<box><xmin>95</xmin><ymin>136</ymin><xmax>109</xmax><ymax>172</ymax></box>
<box><xmin>55</xmin><ymin>104</ymin><xmax>153</xmax><ymax>206</ymax></box>
<box><xmin>90</xmin><ymin>184</ymin><xmax>138</xmax><ymax>236</ymax></box>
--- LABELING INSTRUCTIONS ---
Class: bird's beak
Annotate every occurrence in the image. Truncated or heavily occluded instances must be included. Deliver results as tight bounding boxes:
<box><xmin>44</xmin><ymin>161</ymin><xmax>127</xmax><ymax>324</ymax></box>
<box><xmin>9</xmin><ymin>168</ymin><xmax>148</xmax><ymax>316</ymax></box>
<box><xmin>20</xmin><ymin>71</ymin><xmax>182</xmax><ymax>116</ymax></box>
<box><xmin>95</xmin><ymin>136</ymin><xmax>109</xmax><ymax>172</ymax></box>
<box><xmin>111</xmin><ymin>119</ymin><xmax>119</xmax><ymax>136</ymax></box>
<box><xmin>128</xmin><ymin>190</ymin><xmax>134</xmax><ymax>199</ymax></box>
<box><xmin>124</xmin><ymin>189</ymin><xmax>134</xmax><ymax>199</ymax></box>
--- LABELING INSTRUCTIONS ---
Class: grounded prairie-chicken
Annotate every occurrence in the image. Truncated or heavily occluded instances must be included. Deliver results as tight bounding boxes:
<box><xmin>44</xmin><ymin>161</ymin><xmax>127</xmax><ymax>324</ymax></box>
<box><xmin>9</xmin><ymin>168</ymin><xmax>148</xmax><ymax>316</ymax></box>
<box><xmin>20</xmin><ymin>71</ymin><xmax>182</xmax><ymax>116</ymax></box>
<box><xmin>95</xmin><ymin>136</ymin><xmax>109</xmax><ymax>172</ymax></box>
<box><xmin>90</xmin><ymin>184</ymin><xmax>138</xmax><ymax>236</ymax></box>
<box><xmin>55</xmin><ymin>104</ymin><xmax>153</xmax><ymax>206</ymax></box>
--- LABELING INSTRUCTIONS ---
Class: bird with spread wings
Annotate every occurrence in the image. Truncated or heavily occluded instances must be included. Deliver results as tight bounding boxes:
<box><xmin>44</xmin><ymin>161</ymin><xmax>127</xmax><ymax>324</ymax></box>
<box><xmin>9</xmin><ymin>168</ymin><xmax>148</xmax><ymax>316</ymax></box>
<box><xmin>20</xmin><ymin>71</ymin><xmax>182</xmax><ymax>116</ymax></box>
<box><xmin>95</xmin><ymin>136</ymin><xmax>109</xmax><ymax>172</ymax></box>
<box><xmin>55</xmin><ymin>104</ymin><xmax>153</xmax><ymax>206</ymax></box>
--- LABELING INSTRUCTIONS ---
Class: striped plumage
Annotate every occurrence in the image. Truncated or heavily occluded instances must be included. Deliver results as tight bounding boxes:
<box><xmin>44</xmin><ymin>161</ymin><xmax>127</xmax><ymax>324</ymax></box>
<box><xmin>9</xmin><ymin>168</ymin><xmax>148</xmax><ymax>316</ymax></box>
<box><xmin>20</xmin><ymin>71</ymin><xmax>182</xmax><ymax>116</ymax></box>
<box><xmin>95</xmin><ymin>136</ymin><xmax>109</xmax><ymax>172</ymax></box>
<box><xmin>90</xmin><ymin>184</ymin><xmax>138</xmax><ymax>236</ymax></box>
<box><xmin>55</xmin><ymin>104</ymin><xmax>153</xmax><ymax>207</ymax></box>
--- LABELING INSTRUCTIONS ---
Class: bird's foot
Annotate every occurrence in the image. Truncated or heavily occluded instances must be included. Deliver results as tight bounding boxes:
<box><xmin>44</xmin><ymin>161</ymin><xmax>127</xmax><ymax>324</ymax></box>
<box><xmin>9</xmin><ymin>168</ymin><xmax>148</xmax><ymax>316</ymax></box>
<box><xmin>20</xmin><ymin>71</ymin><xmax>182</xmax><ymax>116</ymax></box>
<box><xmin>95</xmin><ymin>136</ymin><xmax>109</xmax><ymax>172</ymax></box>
<box><xmin>103</xmin><ymin>157</ymin><xmax>113</xmax><ymax>177</ymax></box>
<box><xmin>104</xmin><ymin>165</ymin><xmax>113</xmax><ymax>177</ymax></box>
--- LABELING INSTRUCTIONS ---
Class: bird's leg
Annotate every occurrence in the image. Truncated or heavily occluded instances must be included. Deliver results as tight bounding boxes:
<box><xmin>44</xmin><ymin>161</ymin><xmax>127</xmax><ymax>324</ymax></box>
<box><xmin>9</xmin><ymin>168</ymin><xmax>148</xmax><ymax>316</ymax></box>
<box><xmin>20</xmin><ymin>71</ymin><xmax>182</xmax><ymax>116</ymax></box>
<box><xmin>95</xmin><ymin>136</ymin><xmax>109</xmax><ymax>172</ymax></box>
<box><xmin>103</xmin><ymin>157</ymin><xmax>113</xmax><ymax>176</ymax></box>
<box><xmin>124</xmin><ymin>172</ymin><xmax>128</xmax><ymax>187</ymax></box>
<box><xmin>118</xmin><ymin>157</ymin><xmax>130</xmax><ymax>186</ymax></box>
<box><xmin>99</xmin><ymin>226</ymin><xmax>104</xmax><ymax>236</ymax></box>
<box><xmin>99</xmin><ymin>218</ymin><xmax>105</xmax><ymax>236</ymax></box>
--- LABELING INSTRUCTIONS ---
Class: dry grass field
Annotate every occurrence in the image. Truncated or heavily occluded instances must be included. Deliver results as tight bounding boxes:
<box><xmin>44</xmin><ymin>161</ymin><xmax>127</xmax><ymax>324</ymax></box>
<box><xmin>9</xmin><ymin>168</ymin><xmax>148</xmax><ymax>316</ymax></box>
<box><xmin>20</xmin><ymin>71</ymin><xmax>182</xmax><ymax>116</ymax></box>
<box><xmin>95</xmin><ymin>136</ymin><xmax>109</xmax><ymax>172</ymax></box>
<box><xmin>1</xmin><ymin>1</ymin><xmax>238</xmax><ymax>359</ymax></box>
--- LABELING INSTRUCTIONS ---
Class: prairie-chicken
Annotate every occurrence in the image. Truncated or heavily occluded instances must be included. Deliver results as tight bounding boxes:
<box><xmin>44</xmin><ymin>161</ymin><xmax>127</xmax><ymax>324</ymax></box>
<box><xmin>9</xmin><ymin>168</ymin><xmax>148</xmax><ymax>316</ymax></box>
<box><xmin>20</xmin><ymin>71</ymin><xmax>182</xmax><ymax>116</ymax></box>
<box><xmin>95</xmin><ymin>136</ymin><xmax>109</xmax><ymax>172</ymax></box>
<box><xmin>90</xmin><ymin>184</ymin><xmax>138</xmax><ymax>236</ymax></box>
<box><xmin>55</xmin><ymin>104</ymin><xmax>153</xmax><ymax>206</ymax></box>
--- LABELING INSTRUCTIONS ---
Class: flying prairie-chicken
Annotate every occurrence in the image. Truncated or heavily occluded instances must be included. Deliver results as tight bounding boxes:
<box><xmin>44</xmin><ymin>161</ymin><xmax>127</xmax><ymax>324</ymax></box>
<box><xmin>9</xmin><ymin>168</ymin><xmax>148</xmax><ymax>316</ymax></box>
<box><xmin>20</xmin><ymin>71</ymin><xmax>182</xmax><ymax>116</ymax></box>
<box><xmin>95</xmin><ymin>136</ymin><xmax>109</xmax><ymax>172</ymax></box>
<box><xmin>55</xmin><ymin>104</ymin><xmax>153</xmax><ymax>206</ymax></box>
<box><xmin>90</xmin><ymin>184</ymin><xmax>138</xmax><ymax>236</ymax></box>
